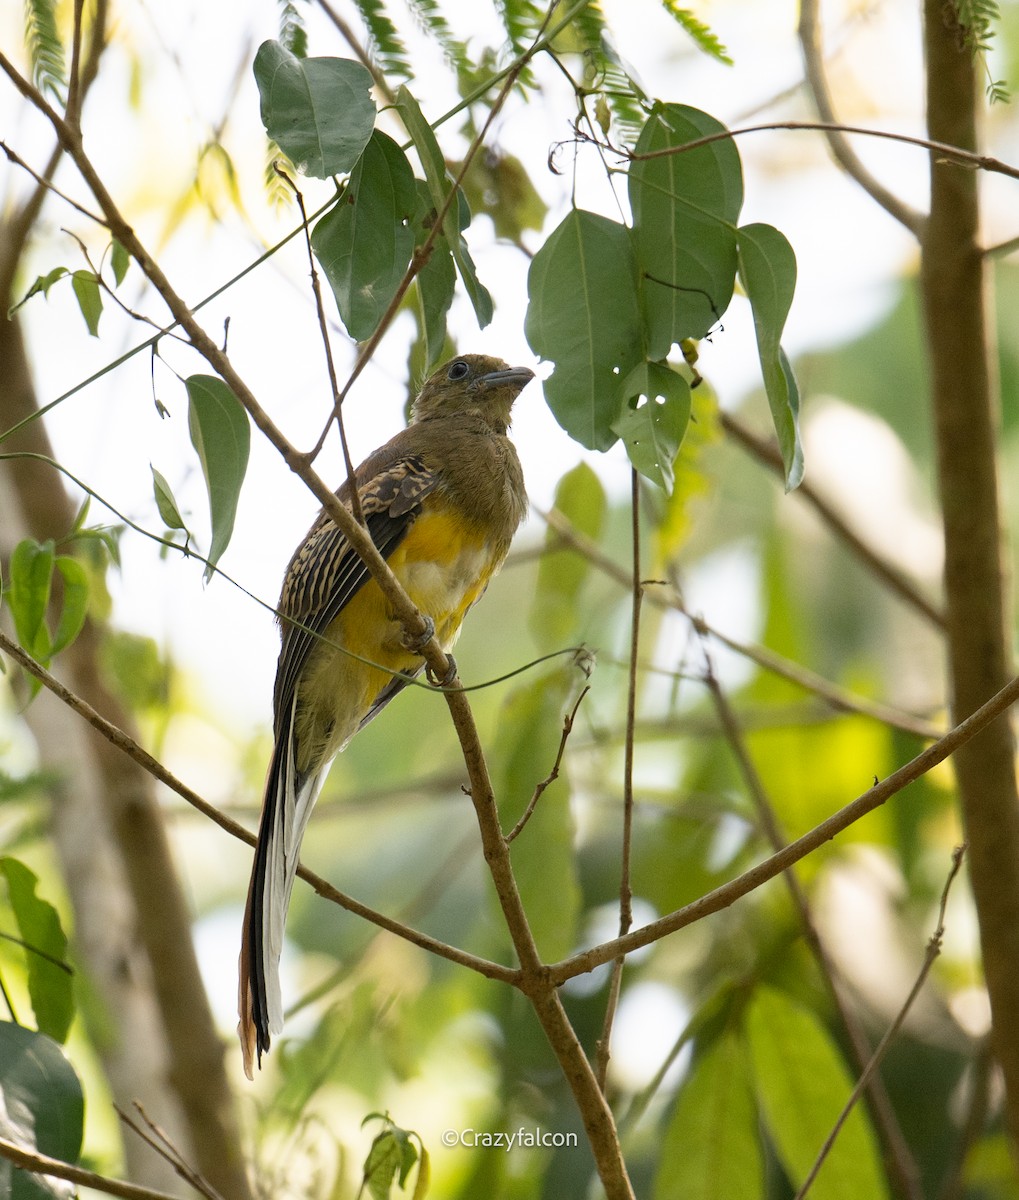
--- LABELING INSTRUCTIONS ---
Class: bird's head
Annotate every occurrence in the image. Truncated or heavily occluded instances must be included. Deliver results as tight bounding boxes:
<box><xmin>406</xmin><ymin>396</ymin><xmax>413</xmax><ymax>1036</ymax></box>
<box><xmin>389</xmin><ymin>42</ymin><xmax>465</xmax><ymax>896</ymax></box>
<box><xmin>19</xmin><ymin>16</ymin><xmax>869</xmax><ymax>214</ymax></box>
<box><xmin>411</xmin><ymin>354</ymin><xmax>535</xmax><ymax>432</ymax></box>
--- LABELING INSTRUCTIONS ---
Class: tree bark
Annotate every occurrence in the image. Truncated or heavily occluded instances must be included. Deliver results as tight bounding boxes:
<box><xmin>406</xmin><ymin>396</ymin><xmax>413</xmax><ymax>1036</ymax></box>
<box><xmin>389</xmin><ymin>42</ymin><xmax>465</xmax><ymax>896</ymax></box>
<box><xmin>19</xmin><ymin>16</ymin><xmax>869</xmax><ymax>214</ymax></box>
<box><xmin>0</xmin><ymin>308</ymin><xmax>252</xmax><ymax>1198</ymax></box>
<box><xmin>921</xmin><ymin>0</ymin><xmax>1019</xmax><ymax>1147</ymax></box>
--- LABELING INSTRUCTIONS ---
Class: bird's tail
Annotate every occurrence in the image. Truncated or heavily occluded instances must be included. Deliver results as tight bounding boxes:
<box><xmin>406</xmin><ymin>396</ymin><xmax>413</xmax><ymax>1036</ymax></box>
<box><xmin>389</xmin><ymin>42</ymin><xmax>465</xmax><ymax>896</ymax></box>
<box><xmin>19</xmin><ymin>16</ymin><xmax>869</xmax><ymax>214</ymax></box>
<box><xmin>238</xmin><ymin>697</ymin><xmax>325</xmax><ymax>1078</ymax></box>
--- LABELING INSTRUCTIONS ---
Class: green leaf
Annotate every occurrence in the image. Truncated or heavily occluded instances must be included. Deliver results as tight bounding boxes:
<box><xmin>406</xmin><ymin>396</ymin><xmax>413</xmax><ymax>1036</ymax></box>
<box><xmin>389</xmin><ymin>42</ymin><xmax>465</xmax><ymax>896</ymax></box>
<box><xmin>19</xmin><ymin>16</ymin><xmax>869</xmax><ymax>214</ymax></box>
<box><xmin>737</xmin><ymin>222</ymin><xmax>802</xmax><ymax>490</ymax></box>
<box><xmin>490</xmin><ymin>662</ymin><xmax>583</xmax><ymax>960</ymax></box>
<box><xmin>150</xmin><ymin>467</ymin><xmax>188</xmax><ymax>532</ymax></box>
<box><xmin>395</xmin><ymin>85</ymin><xmax>493</xmax><ymax>328</ymax></box>
<box><xmin>8</xmin><ymin>539</ymin><xmax>55</xmax><ymax>660</ymax></box>
<box><xmin>629</xmin><ymin>103</ymin><xmax>743</xmax><ymax>357</ymax></box>
<box><xmin>0</xmin><ymin>1021</ymin><xmax>83</xmax><ymax>1199</ymax></box>
<box><xmin>612</xmin><ymin>362</ymin><xmax>692</xmax><ymax>492</ymax></box>
<box><xmin>253</xmin><ymin>40</ymin><xmax>376</xmax><ymax>178</ymax></box>
<box><xmin>311</xmin><ymin>131</ymin><xmax>417</xmax><ymax>341</ymax></box>
<box><xmin>24</xmin><ymin>0</ymin><xmax>67</xmax><ymax>103</ymax></box>
<box><xmin>412</xmin><ymin>181</ymin><xmax>457</xmax><ymax>370</ymax></box>
<box><xmin>8</xmin><ymin>267</ymin><xmax>69</xmax><ymax>316</ymax></box>
<box><xmin>660</xmin><ymin>3</ymin><xmax>734</xmax><ymax>64</ymax></box>
<box><xmin>530</xmin><ymin>463</ymin><xmax>607</xmax><ymax>651</ymax></box>
<box><xmin>655</xmin><ymin>1029</ymin><xmax>764</xmax><ymax>1200</ymax></box>
<box><xmin>525</xmin><ymin>209</ymin><xmax>644</xmax><ymax>450</ymax></box>
<box><xmin>185</xmin><ymin>376</ymin><xmax>251</xmax><ymax>580</ymax></box>
<box><xmin>110</xmin><ymin>239</ymin><xmax>130</xmax><ymax>286</ymax></box>
<box><xmin>745</xmin><ymin>986</ymin><xmax>890</xmax><ymax>1200</ymax></box>
<box><xmin>50</xmin><ymin>558</ymin><xmax>88</xmax><ymax>658</ymax></box>
<box><xmin>70</xmin><ymin>270</ymin><xmax>102</xmax><ymax>336</ymax></box>
<box><xmin>0</xmin><ymin>859</ymin><xmax>73</xmax><ymax>1044</ymax></box>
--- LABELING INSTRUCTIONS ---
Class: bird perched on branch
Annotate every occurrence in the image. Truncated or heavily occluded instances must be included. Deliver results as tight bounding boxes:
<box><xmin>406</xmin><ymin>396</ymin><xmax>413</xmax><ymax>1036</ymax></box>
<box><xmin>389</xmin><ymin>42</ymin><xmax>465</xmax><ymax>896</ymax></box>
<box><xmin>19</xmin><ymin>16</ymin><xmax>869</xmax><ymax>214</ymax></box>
<box><xmin>238</xmin><ymin>354</ymin><xmax>534</xmax><ymax>1077</ymax></box>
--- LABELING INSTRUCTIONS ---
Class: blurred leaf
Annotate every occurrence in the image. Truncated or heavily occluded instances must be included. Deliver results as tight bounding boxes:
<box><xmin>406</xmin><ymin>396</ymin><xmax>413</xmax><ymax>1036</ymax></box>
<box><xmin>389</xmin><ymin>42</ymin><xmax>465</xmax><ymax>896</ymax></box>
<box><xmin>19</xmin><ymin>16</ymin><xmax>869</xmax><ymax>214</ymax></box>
<box><xmin>24</xmin><ymin>0</ymin><xmax>66</xmax><ymax>103</ymax></box>
<box><xmin>9</xmin><ymin>267</ymin><xmax>69</xmax><ymax>315</ymax></box>
<box><xmin>7</xmin><ymin>539</ymin><xmax>55</xmax><ymax>660</ymax></box>
<box><xmin>0</xmin><ymin>858</ymin><xmax>73</xmax><ymax>1043</ymax></box>
<box><xmin>459</xmin><ymin>151</ymin><xmax>547</xmax><ymax>242</ymax></box>
<box><xmin>629</xmin><ymin>103</ymin><xmax>743</xmax><ymax>357</ymax></box>
<box><xmin>655</xmin><ymin>1028</ymin><xmax>763</xmax><ymax>1200</ymax></box>
<box><xmin>101</xmin><ymin>630</ymin><xmax>169</xmax><ymax>712</ymax></box>
<box><xmin>490</xmin><ymin>663</ymin><xmax>583</xmax><ymax>960</ymax></box>
<box><xmin>253</xmin><ymin>40</ymin><xmax>375</xmax><ymax>178</ymax></box>
<box><xmin>50</xmin><ymin>558</ymin><xmax>88</xmax><ymax>658</ymax></box>
<box><xmin>737</xmin><ymin>223</ymin><xmax>802</xmax><ymax>490</ymax></box>
<box><xmin>612</xmin><ymin>362</ymin><xmax>692</xmax><ymax>492</ymax></box>
<box><xmin>396</xmin><ymin>85</ymin><xmax>492</xmax><ymax>329</ymax></box>
<box><xmin>110</xmin><ymin>239</ymin><xmax>130</xmax><ymax>285</ymax></box>
<box><xmin>185</xmin><ymin>375</ymin><xmax>250</xmax><ymax>580</ymax></box>
<box><xmin>530</xmin><ymin>463</ymin><xmax>607</xmax><ymax>651</ymax></box>
<box><xmin>312</xmin><ymin>131</ymin><xmax>417</xmax><ymax>340</ymax></box>
<box><xmin>525</xmin><ymin>209</ymin><xmax>643</xmax><ymax>450</ymax></box>
<box><xmin>70</xmin><ymin>270</ymin><xmax>102</xmax><ymax>337</ymax></box>
<box><xmin>0</xmin><ymin>1021</ymin><xmax>82</xmax><ymax>1199</ymax></box>
<box><xmin>359</xmin><ymin>1115</ymin><xmax>423</xmax><ymax>1200</ymax></box>
<box><xmin>746</xmin><ymin>986</ymin><xmax>890</xmax><ymax>1200</ymax></box>
<box><xmin>652</xmin><ymin>380</ymin><xmax>721</xmax><ymax>568</ymax></box>
<box><xmin>150</xmin><ymin>467</ymin><xmax>188</xmax><ymax>532</ymax></box>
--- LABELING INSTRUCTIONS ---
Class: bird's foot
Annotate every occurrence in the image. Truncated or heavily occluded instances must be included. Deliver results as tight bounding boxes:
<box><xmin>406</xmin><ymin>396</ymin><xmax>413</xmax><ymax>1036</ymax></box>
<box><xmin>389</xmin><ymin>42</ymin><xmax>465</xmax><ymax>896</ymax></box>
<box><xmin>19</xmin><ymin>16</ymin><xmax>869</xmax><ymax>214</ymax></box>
<box><xmin>403</xmin><ymin>615</ymin><xmax>435</xmax><ymax>654</ymax></box>
<box><xmin>427</xmin><ymin>653</ymin><xmax>458</xmax><ymax>688</ymax></box>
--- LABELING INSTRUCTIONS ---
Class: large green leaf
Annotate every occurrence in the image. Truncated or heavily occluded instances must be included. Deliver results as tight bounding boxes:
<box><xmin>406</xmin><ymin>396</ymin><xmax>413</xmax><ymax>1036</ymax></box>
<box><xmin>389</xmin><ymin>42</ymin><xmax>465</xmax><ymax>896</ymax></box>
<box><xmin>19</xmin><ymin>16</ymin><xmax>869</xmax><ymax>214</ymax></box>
<box><xmin>312</xmin><ymin>131</ymin><xmax>417</xmax><ymax>341</ymax></box>
<box><xmin>185</xmin><ymin>375</ymin><xmax>250</xmax><ymax>581</ymax></box>
<box><xmin>253</xmin><ymin>40</ymin><xmax>375</xmax><ymax>178</ymax></box>
<box><xmin>411</xmin><ymin>182</ymin><xmax>457</xmax><ymax>369</ymax></box>
<box><xmin>396</xmin><ymin>85</ymin><xmax>492</xmax><ymax>328</ymax></box>
<box><xmin>737</xmin><ymin>222</ymin><xmax>803</xmax><ymax>490</ymax></box>
<box><xmin>655</xmin><ymin>1029</ymin><xmax>764</xmax><ymax>1200</ymax></box>
<box><xmin>7</xmin><ymin>540</ymin><xmax>55</xmax><ymax>660</ymax></box>
<box><xmin>0</xmin><ymin>859</ymin><xmax>73</xmax><ymax>1044</ymax></box>
<box><xmin>746</xmin><ymin>986</ymin><xmax>890</xmax><ymax>1200</ymax></box>
<box><xmin>525</xmin><ymin>209</ymin><xmax>643</xmax><ymax>450</ymax></box>
<box><xmin>0</xmin><ymin>1022</ymin><xmax>82</xmax><ymax>1199</ymax></box>
<box><xmin>490</xmin><ymin>663</ymin><xmax>583</xmax><ymax>961</ymax></box>
<box><xmin>629</xmin><ymin>103</ymin><xmax>743</xmax><ymax>357</ymax></box>
<box><xmin>611</xmin><ymin>361</ymin><xmax>692</xmax><ymax>492</ymax></box>
<box><xmin>529</xmin><ymin>462</ymin><xmax>606</xmax><ymax>651</ymax></box>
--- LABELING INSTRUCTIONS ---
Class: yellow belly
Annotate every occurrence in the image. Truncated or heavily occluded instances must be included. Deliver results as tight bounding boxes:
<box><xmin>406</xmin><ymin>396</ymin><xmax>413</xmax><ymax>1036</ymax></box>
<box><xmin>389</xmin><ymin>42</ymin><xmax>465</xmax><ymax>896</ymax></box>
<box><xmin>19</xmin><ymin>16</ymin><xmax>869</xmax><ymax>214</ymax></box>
<box><xmin>293</xmin><ymin>506</ymin><xmax>503</xmax><ymax>770</ymax></box>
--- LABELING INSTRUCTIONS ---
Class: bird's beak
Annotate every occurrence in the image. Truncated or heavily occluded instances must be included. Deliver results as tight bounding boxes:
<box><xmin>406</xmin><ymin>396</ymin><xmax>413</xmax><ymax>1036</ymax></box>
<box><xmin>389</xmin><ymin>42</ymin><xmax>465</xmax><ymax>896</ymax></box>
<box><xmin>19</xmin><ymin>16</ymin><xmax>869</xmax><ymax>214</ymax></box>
<box><xmin>478</xmin><ymin>366</ymin><xmax>535</xmax><ymax>392</ymax></box>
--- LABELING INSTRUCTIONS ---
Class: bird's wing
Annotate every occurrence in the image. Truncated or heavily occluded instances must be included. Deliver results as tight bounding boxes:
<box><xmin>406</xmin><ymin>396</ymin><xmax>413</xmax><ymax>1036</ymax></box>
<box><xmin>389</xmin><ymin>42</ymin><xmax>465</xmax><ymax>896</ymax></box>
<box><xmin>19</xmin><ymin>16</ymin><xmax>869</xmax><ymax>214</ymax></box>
<box><xmin>239</xmin><ymin>453</ymin><xmax>441</xmax><ymax>1077</ymax></box>
<box><xmin>271</xmin><ymin>454</ymin><xmax>440</xmax><ymax>734</ymax></box>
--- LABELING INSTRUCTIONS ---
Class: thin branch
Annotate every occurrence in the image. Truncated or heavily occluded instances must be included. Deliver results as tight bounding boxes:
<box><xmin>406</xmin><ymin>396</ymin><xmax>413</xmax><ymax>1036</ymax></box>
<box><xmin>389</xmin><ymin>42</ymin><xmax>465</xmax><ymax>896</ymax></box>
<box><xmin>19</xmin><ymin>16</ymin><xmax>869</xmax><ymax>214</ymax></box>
<box><xmin>595</xmin><ymin>470</ymin><xmax>642</xmax><ymax>1090</ymax></box>
<box><xmin>797</xmin><ymin>0</ymin><xmax>924</xmax><ymax>234</ymax></box>
<box><xmin>505</xmin><ymin>684</ymin><xmax>590</xmax><ymax>844</ymax></box>
<box><xmin>547</xmin><ymin>671</ymin><xmax>1019</xmax><ymax>984</ymax></box>
<box><xmin>0</xmin><ymin>628</ymin><xmax>515</xmax><ymax>985</ymax></box>
<box><xmin>540</xmin><ymin>506</ymin><xmax>943</xmax><ymax>740</ymax></box>
<box><xmin>794</xmin><ymin>845</ymin><xmax>967</xmax><ymax>1200</ymax></box>
<box><xmin>115</xmin><ymin>1103</ymin><xmax>225</xmax><ymax>1200</ymax></box>
<box><xmin>704</xmin><ymin>663</ymin><xmax>923</xmax><ymax>1200</ymax></box>
<box><xmin>721</xmin><ymin>411</ymin><xmax>946</xmax><ymax>630</ymax></box>
<box><xmin>0</xmin><ymin>1136</ymin><xmax>179</xmax><ymax>1200</ymax></box>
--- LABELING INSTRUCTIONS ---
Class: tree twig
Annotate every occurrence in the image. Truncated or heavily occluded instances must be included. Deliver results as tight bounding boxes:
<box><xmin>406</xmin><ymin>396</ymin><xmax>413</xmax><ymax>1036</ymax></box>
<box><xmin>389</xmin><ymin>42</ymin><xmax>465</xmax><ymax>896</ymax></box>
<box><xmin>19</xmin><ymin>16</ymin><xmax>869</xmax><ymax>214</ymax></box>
<box><xmin>794</xmin><ymin>845</ymin><xmax>967</xmax><ymax>1199</ymax></box>
<box><xmin>0</xmin><ymin>1136</ymin><xmax>179</xmax><ymax>1200</ymax></box>
<box><xmin>115</xmin><ymin>1103</ymin><xmax>226</xmax><ymax>1200</ymax></box>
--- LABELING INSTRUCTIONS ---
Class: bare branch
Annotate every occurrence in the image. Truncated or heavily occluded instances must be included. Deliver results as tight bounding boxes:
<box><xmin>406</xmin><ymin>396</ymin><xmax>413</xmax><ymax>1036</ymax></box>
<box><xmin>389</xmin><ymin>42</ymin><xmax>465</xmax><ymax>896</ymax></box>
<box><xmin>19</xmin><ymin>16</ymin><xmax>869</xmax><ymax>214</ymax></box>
<box><xmin>0</xmin><ymin>1136</ymin><xmax>178</xmax><ymax>1200</ymax></box>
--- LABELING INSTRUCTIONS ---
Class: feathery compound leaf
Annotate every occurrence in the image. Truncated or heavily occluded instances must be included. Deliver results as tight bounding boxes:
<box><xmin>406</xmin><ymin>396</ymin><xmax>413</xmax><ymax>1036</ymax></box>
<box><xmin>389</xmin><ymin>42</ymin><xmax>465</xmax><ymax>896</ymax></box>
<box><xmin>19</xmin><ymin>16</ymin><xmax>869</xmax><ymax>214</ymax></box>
<box><xmin>660</xmin><ymin>2</ymin><xmax>733</xmax><ymax>64</ymax></box>
<box><xmin>493</xmin><ymin>0</ymin><xmax>544</xmax><ymax>53</ymax></box>
<box><xmin>352</xmin><ymin>0</ymin><xmax>411</xmax><ymax>79</ymax></box>
<box><xmin>23</xmin><ymin>0</ymin><xmax>67</xmax><ymax>102</ymax></box>
<box><xmin>278</xmin><ymin>0</ymin><xmax>308</xmax><ymax>57</ymax></box>
<box><xmin>405</xmin><ymin>0</ymin><xmax>471</xmax><ymax>73</ymax></box>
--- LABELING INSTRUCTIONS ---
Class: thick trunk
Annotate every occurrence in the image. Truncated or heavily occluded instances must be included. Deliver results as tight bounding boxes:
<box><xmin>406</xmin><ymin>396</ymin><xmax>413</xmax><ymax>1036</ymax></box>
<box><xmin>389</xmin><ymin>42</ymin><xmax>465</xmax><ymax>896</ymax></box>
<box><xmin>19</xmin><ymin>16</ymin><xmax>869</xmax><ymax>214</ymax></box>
<box><xmin>921</xmin><ymin>0</ymin><xmax>1019</xmax><ymax>1146</ymax></box>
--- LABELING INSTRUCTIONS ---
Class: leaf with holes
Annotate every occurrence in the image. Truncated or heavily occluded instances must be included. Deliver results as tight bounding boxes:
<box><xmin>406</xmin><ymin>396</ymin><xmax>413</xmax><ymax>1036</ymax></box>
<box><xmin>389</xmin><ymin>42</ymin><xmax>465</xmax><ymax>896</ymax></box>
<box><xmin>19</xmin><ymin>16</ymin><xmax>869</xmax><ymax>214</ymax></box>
<box><xmin>612</xmin><ymin>362</ymin><xmax>692</xmax><ymax>492</ymax></box>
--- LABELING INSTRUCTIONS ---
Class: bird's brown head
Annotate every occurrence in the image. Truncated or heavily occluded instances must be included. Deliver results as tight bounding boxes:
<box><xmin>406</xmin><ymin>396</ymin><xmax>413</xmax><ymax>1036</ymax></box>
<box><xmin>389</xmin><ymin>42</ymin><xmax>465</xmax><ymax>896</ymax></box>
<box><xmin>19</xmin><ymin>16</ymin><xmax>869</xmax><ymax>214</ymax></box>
<box><xmin>411</xmin><ymin>354</ymin><xmax>534</xmax><ymax>433</ymax></box>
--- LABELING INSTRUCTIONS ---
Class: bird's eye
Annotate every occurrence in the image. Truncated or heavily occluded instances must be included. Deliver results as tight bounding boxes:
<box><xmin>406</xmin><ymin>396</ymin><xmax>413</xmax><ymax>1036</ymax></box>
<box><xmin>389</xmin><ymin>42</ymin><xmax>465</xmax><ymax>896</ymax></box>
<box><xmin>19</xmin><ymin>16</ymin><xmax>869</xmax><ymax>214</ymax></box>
<box><xmin>447</xmin><ymin>360</ymin><xmax>470</xmax><ymax>382</ymax></box>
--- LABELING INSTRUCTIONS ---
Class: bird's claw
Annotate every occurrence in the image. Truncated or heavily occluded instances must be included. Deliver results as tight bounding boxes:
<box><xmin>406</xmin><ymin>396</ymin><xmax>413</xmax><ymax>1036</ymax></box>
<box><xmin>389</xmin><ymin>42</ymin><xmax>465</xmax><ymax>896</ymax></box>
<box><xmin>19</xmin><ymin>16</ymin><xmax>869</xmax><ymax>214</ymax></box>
<box><xmin>427</xmin><ymin>653</ymin><xmax>458</xmax><ymax>688</ymax></box>
<box><xmin>403</xmin><ymin>615</ymin><xmax>435</xmax><ymax>654</ymax></box>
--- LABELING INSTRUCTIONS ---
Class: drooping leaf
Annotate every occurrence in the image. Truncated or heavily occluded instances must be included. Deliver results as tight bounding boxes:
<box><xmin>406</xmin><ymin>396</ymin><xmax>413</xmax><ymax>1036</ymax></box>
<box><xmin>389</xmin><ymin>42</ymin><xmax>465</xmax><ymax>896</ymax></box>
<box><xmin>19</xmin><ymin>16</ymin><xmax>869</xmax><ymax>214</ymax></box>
<box><xmin>396</xmin><ymin>85</ymin><xmax>493</xmax><ymax>328</ymax></box>
<box><xmin>253</xmin><ymin>40</ymin><xmax>375</xmax><ymax>178</ymax></box>
<box><xmin>0</xmin><ymin>1021</ymin><xmax>82</xmax><ymax>1199</ymax></box>
<box><xmin>70</xmin><ymin>271</ymin><xmax>102</xmax><ymax>337</ymax></box>
<box><xmin>50</xmin><ymin>558</ymin><xmax>88</xmax><ymax>658</ymax></box>
<box><xmin>411</xmin><ymin>182</ymin><xmax>457</xmax><ymax>370</ymax></box>
<box><xmin>737</xmin><ymin>222</ymin><xmax>803</xmax><ymax>490</ymax></box>
<box><xmin>150</xmin><ymin>467</ymin><xmax>188</xmax><ymax>532</ymax></box>
<box><xmin>312</xmin><ymin>131</ymin><xmax>417</xmax><ymax>341</ymax></box>
<box><xmin>530</xmin><ymin>462</ymin><xmax>607</xmax><ymax>651</ymax></box>
<box><xmin>0</xmin><ymin>859</ymin><xmax>73</xmax><ymax>1044</ymax></box>
<box><xmin>7</xmin><ymin>539</ymin><xmax>55</xmax><ymax>660</ymax></box>
<box><xmin>525</xmin><ymin>209</ymin><xmax>643</xmax><ymax>450</ymax></box>
<box><xmin>185</xmin><ymin>376</ymin><xmax>250</xmax><ymax>580</ymax></box>
<box><xmin>110</xmin><ymin>239</ymin><xmax>130</xmax><ymax>286</ymax></box>
<box><xmin>655</xmin><ymin>1029</ymin><xmax>764</xmax><ymax>1200</ymax></box>
<box><xmin>746</xmin><ymin>986</ymin><xmax>890</xmax><ymax>1200</ymax></box>
<box><xmin>612</xmin><ymin>361</ymin><xmax>692</xmax><ymax>492</ymax></box>
<box><xmin>8</xmin><ymin>267</ymin><xmax>69</xmax><ymax>315</ymax></box>
<box><xmin>629</xmin><ymin>103</ymin><xmax>743</xmax><ymax>357</ymax></box>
